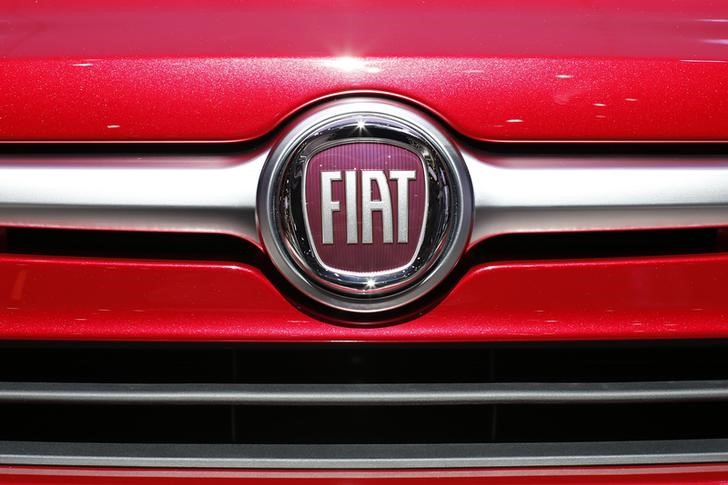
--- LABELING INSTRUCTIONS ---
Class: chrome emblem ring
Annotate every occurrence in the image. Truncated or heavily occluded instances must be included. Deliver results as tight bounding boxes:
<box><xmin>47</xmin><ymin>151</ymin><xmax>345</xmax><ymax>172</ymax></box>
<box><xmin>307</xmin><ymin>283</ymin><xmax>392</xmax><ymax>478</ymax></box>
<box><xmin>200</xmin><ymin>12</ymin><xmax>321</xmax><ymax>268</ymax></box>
<box><xmin>257</xmin><ymin>98</ymin><xmax>473</xmax><ymax>314</ymax></box>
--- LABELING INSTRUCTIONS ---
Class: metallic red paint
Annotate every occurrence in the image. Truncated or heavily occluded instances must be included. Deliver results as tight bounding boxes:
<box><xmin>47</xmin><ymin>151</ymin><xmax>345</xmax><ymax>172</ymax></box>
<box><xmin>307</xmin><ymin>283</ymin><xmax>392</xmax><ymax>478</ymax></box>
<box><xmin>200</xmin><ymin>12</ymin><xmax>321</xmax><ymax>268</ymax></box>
<box><xmin>2</xmin><ymin>1</ymin><xmax>728</xmax><ymax>142</ymax></box>
<box><xmin>2</xmin><ymin>252</ymin><xmax>728</xmax><ymax>342</ymax></box>
<box><xmin>4</xmin><ymin>464</ymin><xmax>728</xmax><ymax>484</ymax></box>
<box><xmin>3</xmin><ymin>0</ymin><xmax>726</xmax><ymax>479</ymax></box>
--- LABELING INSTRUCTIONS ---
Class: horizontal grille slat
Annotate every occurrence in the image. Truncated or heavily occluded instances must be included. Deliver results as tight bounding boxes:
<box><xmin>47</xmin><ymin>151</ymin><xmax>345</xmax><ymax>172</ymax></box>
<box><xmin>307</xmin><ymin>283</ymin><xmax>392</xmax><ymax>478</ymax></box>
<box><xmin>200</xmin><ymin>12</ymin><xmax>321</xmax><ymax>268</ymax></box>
<box><xmin>3</xmin><ymin>439</ymin><xmax>728</xmax><ymax>469</ymax></box>
<box><xmin>2</xmin><ymin>380</ymin><xmax>728</xmax><ymax>405</ymax></box>
<box><xmin>3</xmin><ymin>140</ymin><xmax>728</xmax><ymax>252</ymax></box>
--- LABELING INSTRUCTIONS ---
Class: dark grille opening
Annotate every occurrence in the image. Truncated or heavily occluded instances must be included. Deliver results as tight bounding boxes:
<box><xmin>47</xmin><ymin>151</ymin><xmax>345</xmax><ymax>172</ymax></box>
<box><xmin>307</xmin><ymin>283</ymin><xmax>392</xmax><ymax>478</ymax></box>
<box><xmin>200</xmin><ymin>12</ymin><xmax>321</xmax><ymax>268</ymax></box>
<box><xmin>498</xmin><ymin>403</ymin><xmax>728</xmax><ymax>443</ymax></box>
<box><xmin>0</xmin><ymin>405</ymin><xmax>232</xmax><ymax>444</ymax></box>
<box><xmin>0</xmin><ymin>405</ymin><xmax>495</xmax><ymax>444</ymax></box>
<box><xmin>4</xmin><ymin>226</ymin><xmax>726</xmax><ymax>264</ymax></box>
<box><xmin>1</xmin><ymin>341</ymin><xmax>728</xmax><ymax>448</ymax></box>
<box><xmin>492</xmin><ymin>344</ymin><xmax>728</xmax><ymax>382</ymax></box>
<box><xmin>7</xmin><ymin>402</ymin><xmax>728</xmax><ymax>445</ymax></box>
<box><xmin>3</xmin><ymin>340</ymin><xmax>728</xmax><ymax>384</ymax></box>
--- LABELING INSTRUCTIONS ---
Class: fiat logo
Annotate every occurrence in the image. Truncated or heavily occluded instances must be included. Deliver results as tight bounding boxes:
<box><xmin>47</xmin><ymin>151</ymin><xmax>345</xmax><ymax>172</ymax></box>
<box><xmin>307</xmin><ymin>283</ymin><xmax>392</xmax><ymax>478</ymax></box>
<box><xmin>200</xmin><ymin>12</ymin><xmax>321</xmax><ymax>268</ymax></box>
<box><xmin>303</xmin><ymin>142</ymin><xmax>427</xmax><ymax>274</ymax></box>
<box><xmin>257</xmin><ymin>99</ymin><xmax>472</xmax><ymax>314</ymax></box>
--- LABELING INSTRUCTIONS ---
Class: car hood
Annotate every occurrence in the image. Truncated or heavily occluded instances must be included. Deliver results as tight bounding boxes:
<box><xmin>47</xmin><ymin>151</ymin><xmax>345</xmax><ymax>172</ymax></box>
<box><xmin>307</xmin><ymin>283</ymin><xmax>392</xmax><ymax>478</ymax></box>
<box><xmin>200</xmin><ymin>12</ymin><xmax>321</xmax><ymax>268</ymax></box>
<box><xmin>2</xmin><ymin>0</ymin><xmax>728</xmax><ymax>142</ymax></box>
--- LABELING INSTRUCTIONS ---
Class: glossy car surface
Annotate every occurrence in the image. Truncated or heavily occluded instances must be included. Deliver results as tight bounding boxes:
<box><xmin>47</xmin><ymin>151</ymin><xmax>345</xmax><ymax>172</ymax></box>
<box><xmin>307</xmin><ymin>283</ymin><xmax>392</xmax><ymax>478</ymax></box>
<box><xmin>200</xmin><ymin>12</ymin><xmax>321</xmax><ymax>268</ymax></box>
<box><xmin>5</xmin><ymin>464</ymin><xmax>728</xmax><ymax>485</ymax></box>
<box><xmin>2</xmin><ymin>251</ymin><xmax>728</xmax><ymax>342</ymax></box>
<box><xmin>2</xmin><ymin>0</ymin><xmax>728</xmax><ymax>142</ymax></box>
<box><xmin>3</xmin><ymin>0</ymin><xmax>728</xmax><ymax>482</ymax></box>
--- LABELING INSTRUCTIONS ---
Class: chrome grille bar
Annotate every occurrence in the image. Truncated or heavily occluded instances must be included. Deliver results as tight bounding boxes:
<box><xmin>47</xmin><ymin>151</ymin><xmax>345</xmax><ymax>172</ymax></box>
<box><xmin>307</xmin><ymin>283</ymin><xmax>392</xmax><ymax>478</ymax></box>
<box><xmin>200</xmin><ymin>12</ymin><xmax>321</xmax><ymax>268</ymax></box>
<box><xmin>0</xmin><ymin>153</ymin><xmax>266</xmax><ymax>245</ymax></box>
<box><xmin>465</xmin><ymin>151</ymin><xmax>728</xmax><ymax>245</ymax></box>
<box><xmin>1</xmin><ymin>149</ymin><xmax>728</xmax><ymax>247</ymax></box>
<box><xmin>2</xmin><ymin>380</ymin><xmax>728</xmax><ymax>405</ymax></box>
<box><xmin>3</xmin><ymin>440</ymin><xmax>728</xmax><ymax>469</ymax></box>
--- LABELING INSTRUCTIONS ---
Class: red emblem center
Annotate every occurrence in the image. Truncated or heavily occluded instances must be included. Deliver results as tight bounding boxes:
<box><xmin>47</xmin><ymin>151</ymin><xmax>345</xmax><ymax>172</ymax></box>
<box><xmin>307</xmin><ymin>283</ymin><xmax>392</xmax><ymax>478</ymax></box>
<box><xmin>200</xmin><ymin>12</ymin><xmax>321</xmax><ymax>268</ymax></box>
<box><xmin>303</xmin><ymin>142</ymin><xmax>427</xmax><ymax>274</ymax></box>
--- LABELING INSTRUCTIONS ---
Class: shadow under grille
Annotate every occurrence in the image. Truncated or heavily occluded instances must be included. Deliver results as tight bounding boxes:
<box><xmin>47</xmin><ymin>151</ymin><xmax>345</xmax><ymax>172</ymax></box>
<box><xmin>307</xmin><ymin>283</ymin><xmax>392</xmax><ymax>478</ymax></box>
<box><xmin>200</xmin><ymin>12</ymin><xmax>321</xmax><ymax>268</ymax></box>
<box><xmin>2</xmin><ymin>340</ymin><xmax>728</xmax><ymax>467</ymax></box>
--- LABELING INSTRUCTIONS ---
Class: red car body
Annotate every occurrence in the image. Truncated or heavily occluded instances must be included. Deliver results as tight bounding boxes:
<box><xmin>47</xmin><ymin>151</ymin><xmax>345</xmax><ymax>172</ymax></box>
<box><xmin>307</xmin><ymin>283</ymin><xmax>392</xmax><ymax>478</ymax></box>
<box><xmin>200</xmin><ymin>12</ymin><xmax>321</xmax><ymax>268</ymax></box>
<box><xmin>4</xmin><ymin>0</ymin><xmax>728</xmax><ymax>143</ymax></box>
<box><xmin>2</xmin><ymin>1</ymin><xmax>728</xmax><ymax>483</ymax></box>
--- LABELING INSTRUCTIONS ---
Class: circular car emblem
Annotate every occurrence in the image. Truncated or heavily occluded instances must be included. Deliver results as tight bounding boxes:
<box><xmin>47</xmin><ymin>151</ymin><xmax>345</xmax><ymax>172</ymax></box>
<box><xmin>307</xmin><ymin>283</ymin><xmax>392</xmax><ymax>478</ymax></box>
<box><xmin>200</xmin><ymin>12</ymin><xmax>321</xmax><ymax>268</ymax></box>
<box><xmin>257</xmin><ymin>98</ymin><xmax>473</xmax><ymax>313</ymax></box>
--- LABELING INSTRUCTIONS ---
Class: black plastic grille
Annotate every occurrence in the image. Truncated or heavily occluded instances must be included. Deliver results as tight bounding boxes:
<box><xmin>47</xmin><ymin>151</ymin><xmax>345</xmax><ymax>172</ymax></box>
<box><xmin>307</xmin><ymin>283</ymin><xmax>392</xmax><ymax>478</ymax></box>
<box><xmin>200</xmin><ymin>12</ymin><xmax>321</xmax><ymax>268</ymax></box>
<box><xmin>2</xmin><ymin>341</ymin><xmax>728</xmax><ymax>446</ymax></box>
